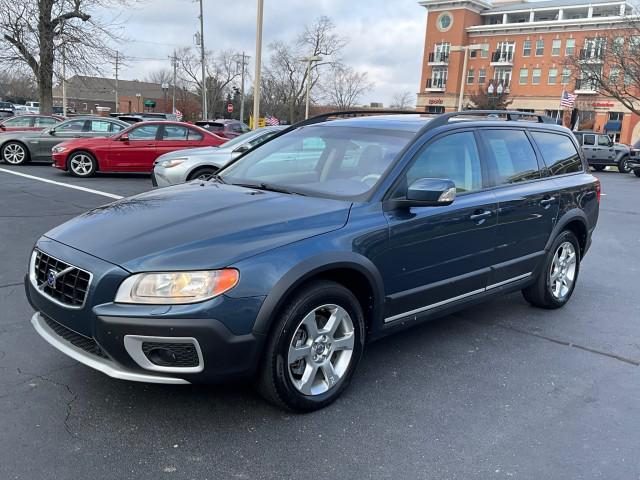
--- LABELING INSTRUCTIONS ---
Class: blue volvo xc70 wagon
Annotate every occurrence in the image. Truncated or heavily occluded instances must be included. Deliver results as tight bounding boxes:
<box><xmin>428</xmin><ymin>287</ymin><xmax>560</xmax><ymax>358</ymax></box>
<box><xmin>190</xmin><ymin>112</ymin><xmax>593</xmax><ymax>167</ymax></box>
<box><xmin>25</xmin><ymin>110</ymin><xmax>600</xmax><ymax>411</ymax></box>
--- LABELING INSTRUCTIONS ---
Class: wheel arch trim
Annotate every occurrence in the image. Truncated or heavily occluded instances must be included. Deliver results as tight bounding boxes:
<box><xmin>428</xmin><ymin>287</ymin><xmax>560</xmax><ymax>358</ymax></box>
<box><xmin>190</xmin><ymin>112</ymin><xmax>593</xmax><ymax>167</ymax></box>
<box><xmin>546</xmin><ymin>209</ymin><xmax>589</xmax><ymax>255</ymax></box>
<box><xmin>251</xmin><ymin>252</ymin><xmax>386</xmax><ymax>337</ymax></box>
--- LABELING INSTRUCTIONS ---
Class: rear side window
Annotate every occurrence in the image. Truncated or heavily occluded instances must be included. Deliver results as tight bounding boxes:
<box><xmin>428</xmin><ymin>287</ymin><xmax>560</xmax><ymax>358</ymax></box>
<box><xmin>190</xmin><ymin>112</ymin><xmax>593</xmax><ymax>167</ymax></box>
<box><xmin>598</xmin><ymin>135</ymin><xmax>610</xmax><ymax>146</ymax></box>
<box><xmin>479</xmin><ymin>129</ymin><xmax>540</xmax><ymax>184</ymax></box>
<box><xmin>532</xmin><ymin>132</ymin><xmax>583</xmax><ymax>175</ymax></box>
<box><xmin>34</xmin><ymin>117</ymin><xmax>57</xmax><ymax>127</ymax></box>
<box><xmin>187</xmin><ymin>128</ymin><xmax>204</xmax><ymax>141</ymax></box>
<box><xmin>583</xmin><ymin>135</ymin><xmax>595</xmax><ymax>146</ymax></box>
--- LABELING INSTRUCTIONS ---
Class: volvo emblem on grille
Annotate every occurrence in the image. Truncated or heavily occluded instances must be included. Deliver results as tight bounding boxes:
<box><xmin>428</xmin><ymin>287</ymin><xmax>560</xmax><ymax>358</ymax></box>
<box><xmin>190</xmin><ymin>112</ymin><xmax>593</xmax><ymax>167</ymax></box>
<box><xmin>46</xmin><ymin>269</ymin><xmax>59</xmax><ymax>288</ymax></box>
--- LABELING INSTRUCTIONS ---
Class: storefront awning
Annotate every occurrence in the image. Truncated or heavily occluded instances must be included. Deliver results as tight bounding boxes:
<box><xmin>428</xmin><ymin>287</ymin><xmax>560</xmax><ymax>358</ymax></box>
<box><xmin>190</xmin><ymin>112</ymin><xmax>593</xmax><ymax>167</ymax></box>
<box><xmin>604</xmin><ymin>120</ymin><xmax>622</xmax><ymax>132</ymax></box>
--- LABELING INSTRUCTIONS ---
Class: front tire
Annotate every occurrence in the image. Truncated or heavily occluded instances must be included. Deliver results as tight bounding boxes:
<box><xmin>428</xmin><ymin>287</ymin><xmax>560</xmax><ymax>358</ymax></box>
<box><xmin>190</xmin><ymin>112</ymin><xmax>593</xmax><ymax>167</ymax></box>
<box><xmin>257</xmin><ymin>280</ymin><xmax>365</xmax><ymax>412</ymax></box>
<box><xmin>522</xmin><ymin>230</ymin><xmax>580</xmax><ymax>309</ymax></box>
<box><xmin>634</xmin><ymin>169</ymin><xmax>640</xmax><ymax>178</ymax></box>
<box><xmin>68</xmin><ymin>151</ymin><xmax>97</xmax><ymax>177</ymax></box>
<box><xmin>618</xmin><ymin>156</ymin><xmax>631</xmax><ymax>173</ymax></box>
<box><xmin>591</xmin><ymin>165</ymin><xmax>606</xmax><ymax>172</ymax></box>
<box><xmin>1</xmin><ymin>142</ymin><xmax>30</xmax><ymax>165</ymax></box>
<box><xmin>187</xmin><ymin>166</ymin><xmax>218</xmax><ymax>182</ymax></box>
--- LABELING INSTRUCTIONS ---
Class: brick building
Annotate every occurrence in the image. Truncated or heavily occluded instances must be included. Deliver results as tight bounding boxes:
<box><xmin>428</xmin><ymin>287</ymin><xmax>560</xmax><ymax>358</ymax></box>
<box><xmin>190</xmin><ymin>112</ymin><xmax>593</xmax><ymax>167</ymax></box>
<box><xmin>417</xmin><ymin>0</ymin><xmax>640</xmax><ymax>143</ymax></box>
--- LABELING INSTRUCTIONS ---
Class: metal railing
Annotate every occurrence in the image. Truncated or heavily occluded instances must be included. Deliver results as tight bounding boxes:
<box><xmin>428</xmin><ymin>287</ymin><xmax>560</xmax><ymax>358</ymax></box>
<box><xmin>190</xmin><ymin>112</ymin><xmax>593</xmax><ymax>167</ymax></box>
<box><xmin>428</xmin><ymin>52</ymin><xmax>449</xmax><ymax>63</ymax></box>
<box><xmin>491</xmin><ymin>51</ymin><xmax>514</xmax><ymax>63</ymax></box>
<box><xmin>426</xmin><ymin>78</ymin><xmax>447</xmax><ymax>89</ymax></box>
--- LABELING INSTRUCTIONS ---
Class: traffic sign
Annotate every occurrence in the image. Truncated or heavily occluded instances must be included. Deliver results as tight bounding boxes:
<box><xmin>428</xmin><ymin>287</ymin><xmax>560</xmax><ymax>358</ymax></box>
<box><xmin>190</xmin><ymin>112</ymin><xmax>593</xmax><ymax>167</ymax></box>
<box><xmin>227</xmin><ymin>103</ymin><xmax>234</xmax><ymax>113</ymax></box>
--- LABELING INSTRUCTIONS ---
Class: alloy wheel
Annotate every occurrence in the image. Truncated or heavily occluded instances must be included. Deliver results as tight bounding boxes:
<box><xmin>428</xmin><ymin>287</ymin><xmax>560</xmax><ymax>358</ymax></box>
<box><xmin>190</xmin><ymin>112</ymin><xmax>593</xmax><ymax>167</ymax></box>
<box><xmin>287</xmin><ymin>304</ymin><xmax>355</xmax><ymax>396</ymax></box>
<box><xmin>69</xmin><ymin>154</ymin><xmax>94</xmax><ymax>176</ymax></box>
<box><xmin>549</xmin><ymin>241</ymin><xmax>577</xmax><ymax>300</ymax></box>
<box><xmin>3</xmin><ymin>144</ymin><xmax>26</xmax><ymax>164</ymax></box>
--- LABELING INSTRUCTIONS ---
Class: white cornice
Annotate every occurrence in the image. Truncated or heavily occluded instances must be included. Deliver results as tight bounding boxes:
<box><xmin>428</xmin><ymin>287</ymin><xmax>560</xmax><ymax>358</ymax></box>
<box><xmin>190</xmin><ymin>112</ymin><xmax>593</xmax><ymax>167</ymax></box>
<box><xmin>467</xmin><ymin>15</ymin><xmax>630</xmax><ymax>34</ymax></box>
<box><xmin>419</xmin><ymin>0</ymin><xmax>491</xmax><ymax>13</ymax></box>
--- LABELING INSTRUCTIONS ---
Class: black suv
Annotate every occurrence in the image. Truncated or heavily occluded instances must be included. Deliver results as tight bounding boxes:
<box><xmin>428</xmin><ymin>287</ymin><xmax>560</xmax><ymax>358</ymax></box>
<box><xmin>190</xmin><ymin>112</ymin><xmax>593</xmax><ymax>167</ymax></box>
<box><xmin>26</xmin><ymin>110</ymin><xmax>600</xmax><ymax>411</ymax></box>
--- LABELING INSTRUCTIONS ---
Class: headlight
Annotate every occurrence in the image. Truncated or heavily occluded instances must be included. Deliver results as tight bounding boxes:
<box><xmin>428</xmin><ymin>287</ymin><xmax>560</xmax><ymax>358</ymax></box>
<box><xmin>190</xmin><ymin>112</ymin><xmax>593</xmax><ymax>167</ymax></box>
<box><xmin>158</xmin><ymin>158</ymin><xmax>187</xmax><ymax>168</ymax></box>
<box><xmin>52</xmin><ymin>146</ymin><xmax>67</xmax><ymax>153</ymax></box>
<box><xmin>115</xmin><ymin>269</ymin><xmax>239</xmax><ymax>304</ymax></box>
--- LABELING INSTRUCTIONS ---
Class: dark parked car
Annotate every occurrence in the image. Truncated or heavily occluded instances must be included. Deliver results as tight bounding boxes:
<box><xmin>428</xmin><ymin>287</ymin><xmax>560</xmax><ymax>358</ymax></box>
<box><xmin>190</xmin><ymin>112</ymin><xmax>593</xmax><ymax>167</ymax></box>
<box><xmin>195</xmin><ymin>119</ymin><xmax>250</xmax><ymax>139</ymax></box>
<box><xmin>573</xmin><ymin>130</ymin><xmax>631</xmax><ymax>173</ymax></box>
<box><xmin>0</xmin><ymin>116</ymin><xmax>128</xmax><ymax>165</ymax></box>
<box><xmin>0</xmin><ymin>101</ymin><xmax>15</xmax><ymax>120</ymax></box>
<box><xmin>626</xmin><ymin>140</ymin><xmax>640</xmax><ymax>177</ymax></box>
<box><xmin>25</xmin><ymin>110</ymin><xmax>599</xmax><ymax>411</ymax></box>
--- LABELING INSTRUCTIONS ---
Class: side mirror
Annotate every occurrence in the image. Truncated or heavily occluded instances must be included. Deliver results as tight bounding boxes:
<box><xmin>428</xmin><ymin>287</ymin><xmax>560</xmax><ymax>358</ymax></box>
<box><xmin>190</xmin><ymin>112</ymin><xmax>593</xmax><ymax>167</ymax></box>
<box><xmin>48</xmin><ymin>128</ymin><xmax>56</xmax><ymax>136</ymax></box>
<box><xmin>120</xmin><ymin>133</ymin><xmax>129</xmax><ymax>142</ymax></box>
<box><xmin>0</xmin><ymin>124</ymin><xmax>5</xmax><ymax>130</ymax></box>
<box><xmin>234</xmin><ymin>145</ymin><xmax>249</xmax><ymax>154</ymax></box>
<box><xmin>404</xmin><ymin>178</ymin><xmax>456</xmax><ymax>207</ymax></box>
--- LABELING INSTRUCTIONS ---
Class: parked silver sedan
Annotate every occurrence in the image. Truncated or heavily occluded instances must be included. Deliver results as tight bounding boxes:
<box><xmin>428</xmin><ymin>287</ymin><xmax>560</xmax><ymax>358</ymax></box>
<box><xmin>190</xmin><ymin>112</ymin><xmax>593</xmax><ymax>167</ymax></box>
<box><xmin>0</xmin><ymin>116</ymin><xmax>128</xmax><ymax>165</ymax></box>
<box><xmin>151</xmin><ymin>126</ymin><xmax>285</xmax><ymax>187</ymax></box>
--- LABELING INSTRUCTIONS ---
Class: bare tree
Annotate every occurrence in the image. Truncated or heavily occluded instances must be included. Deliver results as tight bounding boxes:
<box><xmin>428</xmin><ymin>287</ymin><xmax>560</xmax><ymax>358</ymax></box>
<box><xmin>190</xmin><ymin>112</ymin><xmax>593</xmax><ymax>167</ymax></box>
<box><xmin>175</xmin><ymin>47</ymin><xmax>242</xmax><ymax>118</ymax></box>
<box><xmin>261</xmin><ymin>16</ymin><xmax>346</xmax><ymax>123</ymax></box>
<box><xmin>390</xmin><ymin>91</ymin><xmax>415</xmax><ymax>110</ymax></box>
<box><xmin>564</xmin><ymin>18</ymin><xmax>640</xmax><ymax>115</ymax></box>
<box><xmin>0</xmin><ymin>0</ymin><xmax>129</xmax><ymax>114</ymax></box>
<box><xmin>321</xmin><ymin>66</ymin><xmax>373</xmax><ymax>109</ymax></box>
<box><xmin>0</xmin><ymin>70</ymin><xmax>37</xmax><ymax>103</ymax></box>
<box><xmin>465</xmin><ymin>87</ymin><xmax>512</xmax><ymax>110</ymax></box>
<box><xmin>144</xmin><ymin>69</ymin><xmax>173</xmax><ymax>86</ymax></box>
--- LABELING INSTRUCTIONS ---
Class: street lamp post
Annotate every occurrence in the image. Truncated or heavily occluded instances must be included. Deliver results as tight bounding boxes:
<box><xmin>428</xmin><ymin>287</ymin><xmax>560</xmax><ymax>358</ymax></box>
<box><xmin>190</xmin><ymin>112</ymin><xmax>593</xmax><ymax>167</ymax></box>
<box><xmin>300</xmin><ymin>55</ymin><xmax>323</xmax><ymax>120</ymax></box>
<box><xmin>198</xmin><ymin>0</ymin><xmax>207</xmax><ymax>120</ymax></box>
<box><xmin>252</xmin><ymin>0</ymin><xmax>264</xmax><ymax>129</ymax></box>
<box><xmin>162</xmin><ymin>83</ymin><xmax>169</xmax><ymax>113</ymax></box>
<box><xmin>135</xmin><ymin>93</ymin><xmax>141</xmax><ymax>113</ymax></box>
<box><xmin>450</xmin><ymin>44</ymin><xmax>487</xmax><ymax>111</ymax></box>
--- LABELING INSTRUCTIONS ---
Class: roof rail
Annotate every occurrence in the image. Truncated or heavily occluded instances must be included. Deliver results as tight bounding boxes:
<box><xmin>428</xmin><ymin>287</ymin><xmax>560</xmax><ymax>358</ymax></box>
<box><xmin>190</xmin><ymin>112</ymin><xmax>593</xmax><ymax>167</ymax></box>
<box><xmin>426</xmin><ymin>110</ymin><xmax>556</xmax><ymax>130</ymax></box>
<box><xmin>286</xmin><ymin>109</ymin><xmax>423</xmax><ymax>129</ymax></box>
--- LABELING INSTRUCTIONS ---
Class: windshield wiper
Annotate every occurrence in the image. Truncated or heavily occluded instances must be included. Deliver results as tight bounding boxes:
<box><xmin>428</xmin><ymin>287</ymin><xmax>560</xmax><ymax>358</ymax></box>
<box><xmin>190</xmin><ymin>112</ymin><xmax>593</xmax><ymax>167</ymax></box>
<box><xmin>210</xmin><ymin>174</ymin><xmax>226</xmax><ymax>184</ymax></box>
<box><xmin>232</xmin><ymin>182</ymin><xmax>306</xmax><ymax>196</ymax></box>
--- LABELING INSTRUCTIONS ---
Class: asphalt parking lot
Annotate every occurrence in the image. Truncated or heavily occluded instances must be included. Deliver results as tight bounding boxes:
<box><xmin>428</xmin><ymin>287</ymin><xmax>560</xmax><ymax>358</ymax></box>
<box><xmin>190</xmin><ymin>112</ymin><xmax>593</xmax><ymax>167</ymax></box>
<box><xmin>1</xmin><ymin>164</ymin><xmax>639</xmax><ymax>480</ymax></box>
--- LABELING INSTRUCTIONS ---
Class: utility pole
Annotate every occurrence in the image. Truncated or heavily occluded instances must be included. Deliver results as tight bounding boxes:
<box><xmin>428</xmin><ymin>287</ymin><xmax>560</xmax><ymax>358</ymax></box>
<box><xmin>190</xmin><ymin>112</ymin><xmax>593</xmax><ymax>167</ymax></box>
<box><xmin>172</xmin><ymin>51</ymin><xmax>177</xmax><ymax>113</ymax></box>
<box><xmin>114</xmin><ymin>51</ymin><xmax>119</xmax><ymax>114</ymax></box>
<box><xmin>62</xmin><ymin>44</ymin><xmax>67</xmax><ymax>117</ymax></box>
<box><xmin>199</xmin><ymin>0</ymin><xmax>207</xmax><ymax>119</ymax></box>
<box><xmin>252</xmin><ymin>0</ymin><xmax>264</xmax><ymax>129</ymax></box>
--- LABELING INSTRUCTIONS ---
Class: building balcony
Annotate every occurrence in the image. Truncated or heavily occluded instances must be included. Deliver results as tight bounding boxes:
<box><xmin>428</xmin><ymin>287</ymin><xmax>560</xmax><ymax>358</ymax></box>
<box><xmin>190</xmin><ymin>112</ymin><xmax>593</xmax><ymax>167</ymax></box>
<box><xmin>425</xmin><ymin>78</ymin><xmax>446</xmax><ymax>92</ymax></box>
<box><xmin>490</xmin><ymin>51</ymin><xmax>514</xmax><ymax>65</ymax></box>
<box><xmin>575</xmin><ymin>79</ymin><xmax>597</xmax><ymax>94</ymax></box>
<box><xmin>578</xmin><ymin>49</ymin><xmax>605</xmax><ymax>62</ymax></box>
<box><xmin>428</xmin><ymin>52</ymin><xmax>449</xmax><ymax>65</ymax></box>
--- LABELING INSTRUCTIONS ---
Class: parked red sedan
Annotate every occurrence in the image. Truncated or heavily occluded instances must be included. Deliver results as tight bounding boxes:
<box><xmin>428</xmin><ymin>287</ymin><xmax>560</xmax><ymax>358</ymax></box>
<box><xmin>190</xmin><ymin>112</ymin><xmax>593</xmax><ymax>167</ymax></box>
<box><xmin>0</xmin><ymin>114</ymin><xmax>64</xmax><ymax>132</ymax></box>
<box><xmin>52</xmin><ymin>121</ymin><xmax>227</xmax><ymax>177</ymax></box>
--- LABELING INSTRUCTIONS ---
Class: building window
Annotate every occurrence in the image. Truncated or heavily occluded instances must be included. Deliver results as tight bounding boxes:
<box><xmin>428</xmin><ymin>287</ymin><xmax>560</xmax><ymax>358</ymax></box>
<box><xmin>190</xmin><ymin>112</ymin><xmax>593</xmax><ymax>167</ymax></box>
<box><xmin>613</xmin><ymin>37</ymin><xmax>624</xmax><ymax>53</ymax></box>
<box><xmin>610</xmin><ymin>68</ymin><xmax>619</xmax><ymax>83</ymax></box>
<box><xmin>428</xmin><ymin>67</ymin><xmax>448</xmax><ymax>89</ymax></box>
<box><xmin>519</xmin><ymin>68</ymin><xmax>529</xmax><ymax>85</ymax></box>
<box><xmin>523</xmin><ymin>40</ymin><xmax>531</xmax><ymax>57</ymax></box>
<box><xmin>481</xmin><ymin>44</ymin><xmax>489</xmax><ymax>58</ymax></box>
<box><xmin>478</xmin><ymin>68</ymin><xmax>486</xmax><ymax>84</ymax></box>
<box><xmin>437</xmin><ymin>12</ymin><xmax>453</xmax><ymax>32</ymax></box>
<box><xmin>427</xmin><ymin>106</ymin><xmax>445</xmax><ymax>114</ymax></box>
<box><xmin>548</xmin><ymin>68</ymin><xmax>558</xmax><ymax>85</ymax></box>
<box><xmin>565</xmin><ymin>39</ymin><xmax>575</xmax><ymax>56</ymax></box>
<box><xmin>494</xmin><ymin>67</ymin><xmax>512</xmax><ymax>87</ymax></box>
<box><xmin>552</xmin><ymin>39</ymin><xmax>561</xmax><ymax>56</ymax></box>
<box><xmin>431</xmin><ymin>42</ymin><xmax>450</xmax><ymax>63</ymax></box>
<box><xmin>562</xmin><ymin>68</ymin><xmax>571</xmax><ymax>85</ymax></box>
<box><xmin>467</xmin><ymin>68</ymin><xmax>475</xmax><ymax>84</ymax></box>
<box><xmin>609</xmin><ymin>112</ymin><xmax>624</xmax><ymax>121</ymax></box>
<box><xmin>583</xmin><ymin>38</ymin><xmax>606</xmax><ymax>60</ymax></box>
<box><xmin>532</xmin><ymin>68</ymin><xmax>541</xmax><ymax>85</ymax></box>
<box><xmin>535</xmin><ymin>39</ymin><xmax>544</xmax><ymax>56</ymax></box>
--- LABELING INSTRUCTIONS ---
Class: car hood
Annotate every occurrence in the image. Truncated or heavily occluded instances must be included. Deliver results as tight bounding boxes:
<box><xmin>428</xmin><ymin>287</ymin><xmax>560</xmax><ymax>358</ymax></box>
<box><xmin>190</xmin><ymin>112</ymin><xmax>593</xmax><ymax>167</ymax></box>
<box><xmin>44</xmin><ymin>182</ymin><xmax>352</xmax><ymax>272</ymax></box>
<box><xmin>156</xmin><ymin>146</ymin><xmax>221</xmax><ymax>162</ymax></box>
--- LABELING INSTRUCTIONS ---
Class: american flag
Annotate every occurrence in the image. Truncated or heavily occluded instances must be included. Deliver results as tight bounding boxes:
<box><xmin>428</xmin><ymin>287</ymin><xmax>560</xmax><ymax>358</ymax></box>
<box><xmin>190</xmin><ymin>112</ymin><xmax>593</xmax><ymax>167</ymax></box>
<box><xmin>173</xmin><ymin>109</ymin><xmax>183</xmax><ymax>121</ymax></box>
<box><xmin>265</xmin><ymin>115</ymin><xmax>280</xmax><ymax>126</ymax></box>
<box><xmin>560</xmin><ymin>90</ymin><xmax>577</xmax><ymax>109</ymax></box>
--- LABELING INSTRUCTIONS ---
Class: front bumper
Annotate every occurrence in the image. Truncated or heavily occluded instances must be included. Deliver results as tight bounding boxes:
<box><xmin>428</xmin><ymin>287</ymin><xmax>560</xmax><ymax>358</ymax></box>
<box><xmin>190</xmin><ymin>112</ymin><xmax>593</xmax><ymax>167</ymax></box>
<box><xmin>51</xmin><ymin>152</ymin><xmax>67</xmax><ymax>170</ymax></box>
<box><xmin>26</xmin><ymin>240</ymin><xmax>267</xmax><ymax>385</ymax></box>
<box><xmin>151</xmin><ymin>165</ymin><xmax>185</xmax><ymax>187</ymax></box>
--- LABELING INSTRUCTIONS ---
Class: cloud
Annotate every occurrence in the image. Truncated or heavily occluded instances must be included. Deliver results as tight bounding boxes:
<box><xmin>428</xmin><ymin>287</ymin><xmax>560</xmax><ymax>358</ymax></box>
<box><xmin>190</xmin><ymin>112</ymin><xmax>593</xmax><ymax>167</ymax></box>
<box><xmin>101</xmin><ymin>0</ymin><xmax>426</xmax><ymax>106</ymax></box>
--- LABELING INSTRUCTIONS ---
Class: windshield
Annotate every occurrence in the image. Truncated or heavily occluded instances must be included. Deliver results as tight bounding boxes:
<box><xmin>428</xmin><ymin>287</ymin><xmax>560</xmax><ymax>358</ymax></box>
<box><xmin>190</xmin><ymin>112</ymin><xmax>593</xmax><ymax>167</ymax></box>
<box><xmin>220</xmin><ymin>125</ymin><xmax>414</xmax><ymax>199</ymax></box>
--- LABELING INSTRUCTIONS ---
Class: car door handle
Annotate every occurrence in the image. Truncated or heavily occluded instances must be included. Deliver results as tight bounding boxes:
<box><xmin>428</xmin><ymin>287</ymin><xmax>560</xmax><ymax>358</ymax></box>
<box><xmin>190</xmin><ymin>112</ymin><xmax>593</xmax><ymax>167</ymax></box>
<box><xmin>470</xmin><ymin>210</ymin><xmax>492</xmax><ymax>221</ymax></box>
<box><xmin>540</xmin><ymin>196</ymin><xmax>556</xmax><ymax>208</ymax></box>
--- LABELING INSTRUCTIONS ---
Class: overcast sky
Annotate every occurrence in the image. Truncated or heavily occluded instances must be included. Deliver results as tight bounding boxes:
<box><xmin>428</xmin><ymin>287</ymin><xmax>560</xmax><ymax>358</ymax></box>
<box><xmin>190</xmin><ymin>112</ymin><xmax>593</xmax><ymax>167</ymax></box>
<box><xmin>100</xmin><ymin>0</ymin><xmax>427</xmax><ymax>106</ymax></box>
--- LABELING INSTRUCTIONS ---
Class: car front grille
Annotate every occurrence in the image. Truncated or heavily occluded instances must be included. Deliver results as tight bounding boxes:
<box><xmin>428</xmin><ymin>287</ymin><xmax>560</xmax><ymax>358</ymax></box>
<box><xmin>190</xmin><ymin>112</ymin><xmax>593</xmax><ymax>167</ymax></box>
<box><xmin>42</xmin><ymin>315</ymin><xmax>109</xmax><ymax>359</ymax></box>
<box><xmin>33</xmin><ymin>250</ymin><xmax>91</xmax><ymax>307</ymax></box>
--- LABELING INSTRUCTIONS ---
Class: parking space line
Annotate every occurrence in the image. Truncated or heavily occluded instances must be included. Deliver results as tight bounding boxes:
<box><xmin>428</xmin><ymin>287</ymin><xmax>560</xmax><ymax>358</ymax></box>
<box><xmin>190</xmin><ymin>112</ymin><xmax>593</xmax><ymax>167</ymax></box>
<box><xmin>0</xmin><ymin>168</ymin><xmax>123</xmax><ymax>200</ymax></box>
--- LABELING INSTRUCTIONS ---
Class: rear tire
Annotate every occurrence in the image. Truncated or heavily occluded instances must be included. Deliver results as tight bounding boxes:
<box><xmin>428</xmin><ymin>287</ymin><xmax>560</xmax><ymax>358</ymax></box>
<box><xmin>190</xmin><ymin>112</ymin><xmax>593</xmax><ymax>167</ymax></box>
<box><xmin>187</xmin><ymin>166</ymin><xmax>218</xmax><ymax>182</ymax></box>
<box><xmin>618</xmin><ymin>156</ymin><xmax>631</xmax><ymax>173</ymax></box>
<box><xmin>1</xmin><ymin>141</ymin><xmax>30</xmax><ymax>165</ymax></box>
<box><xmin>591</xmin><ymin>165</ymin><xmax>606</xmax><ymax>172</ymax></box>
<box><xmin>522</xmin><ymin>230</ymin><xmax>581</xmax><ymax>309</ymax></box>
<box><xmin>257</xmin><ymin>280</ymin><xmax>365</xmax><ymax>412</ymax></box>
<box><xmin>68</xmin><ymin>151</ymin><xmax>97</xmax><ymax>177</ymax></box>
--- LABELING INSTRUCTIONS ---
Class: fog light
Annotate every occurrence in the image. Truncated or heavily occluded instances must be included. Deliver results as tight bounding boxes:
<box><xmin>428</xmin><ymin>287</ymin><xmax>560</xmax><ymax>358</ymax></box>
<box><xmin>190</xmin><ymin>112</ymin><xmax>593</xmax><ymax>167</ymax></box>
<box><xmin>146</xmin><ymin>347</ymin><xmax>177</xmax><ymax>366</ymax></box>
